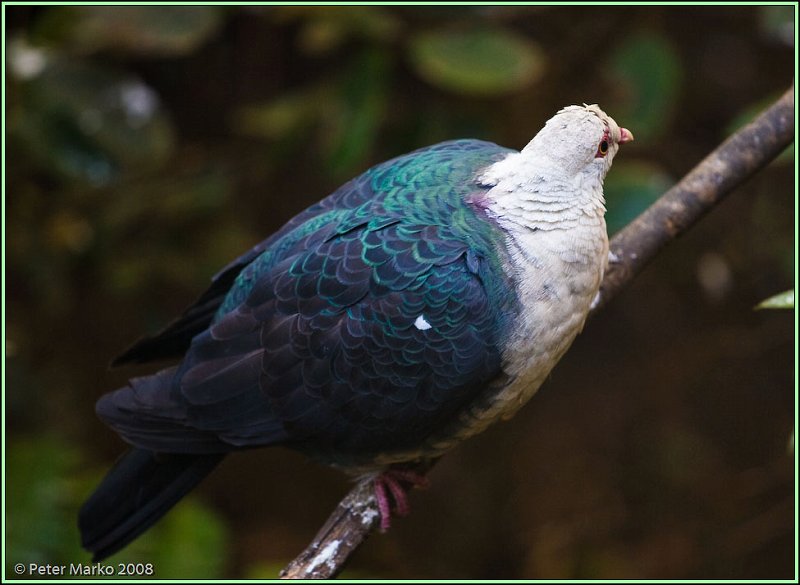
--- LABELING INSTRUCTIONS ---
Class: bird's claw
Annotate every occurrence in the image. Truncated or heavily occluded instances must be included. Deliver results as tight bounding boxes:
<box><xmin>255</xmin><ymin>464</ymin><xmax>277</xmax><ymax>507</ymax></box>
<box><xmin>372</xmin><ymin>469</ymin><xmax>429</xmax><ymax>532</ymax></box>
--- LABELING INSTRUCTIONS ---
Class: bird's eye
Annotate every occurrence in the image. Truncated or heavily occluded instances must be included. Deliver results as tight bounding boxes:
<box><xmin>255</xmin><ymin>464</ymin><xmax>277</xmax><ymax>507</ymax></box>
<box><xmin>595</xmin><ymin>131</ymin><xmax>611</xmax><ymax>158</ymax></box>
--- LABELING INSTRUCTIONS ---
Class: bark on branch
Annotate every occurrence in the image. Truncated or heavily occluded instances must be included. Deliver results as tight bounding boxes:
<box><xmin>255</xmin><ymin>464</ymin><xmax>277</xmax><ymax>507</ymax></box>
<box><xmin>280</xmin><ymin>85</ymin><xmax>794</xmax><ymax>579</ymax></box>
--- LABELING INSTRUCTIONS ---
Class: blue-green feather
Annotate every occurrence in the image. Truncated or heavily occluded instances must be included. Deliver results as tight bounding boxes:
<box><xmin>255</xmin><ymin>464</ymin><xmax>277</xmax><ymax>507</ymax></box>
<box><xmin>216</xmin><ymin>139</ymin><xmax>515</xmax><ymax>321</ymax></box>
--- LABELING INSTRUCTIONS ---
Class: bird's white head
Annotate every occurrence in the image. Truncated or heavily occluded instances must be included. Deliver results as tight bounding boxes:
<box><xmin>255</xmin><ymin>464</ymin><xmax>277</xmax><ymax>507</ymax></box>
<box><xmin>479</xmin><ymin>104</ymin><xmax>633</xmax><ymax>198</ymax></box>
<box><xmin>521</xmin><ymin>104</ymin><xmax>634</xmax><ymax>182</ymax></box>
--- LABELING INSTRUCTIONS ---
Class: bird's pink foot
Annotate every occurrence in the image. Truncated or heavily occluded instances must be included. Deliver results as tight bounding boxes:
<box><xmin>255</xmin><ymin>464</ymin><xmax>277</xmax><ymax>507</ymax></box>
<box><xmin>372</xmin><ymin>469</ymin><xmax>429</xmax><ymax>532</ymax></box>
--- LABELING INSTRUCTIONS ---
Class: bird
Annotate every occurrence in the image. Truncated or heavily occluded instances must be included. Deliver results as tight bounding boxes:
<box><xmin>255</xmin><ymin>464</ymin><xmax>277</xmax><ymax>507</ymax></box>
<box><xmin>79</xmin><ymin>104</ymin><xmax>633</xmax><ymax>561</ymax></box>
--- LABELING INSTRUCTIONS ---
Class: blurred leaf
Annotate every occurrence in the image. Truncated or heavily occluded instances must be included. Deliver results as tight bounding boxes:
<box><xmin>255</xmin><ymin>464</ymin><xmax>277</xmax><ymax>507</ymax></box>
<box><xmin>606</xmin><ymin>33</ymin><xmax>682</xmax><ymax>140</ymax></box>
<box><xmin>604</xmin><ymin>161</ymin><xmax>674</xmax><ymax>235</ymax></box>
<box><xmin>726</xmin><ymin>93</ymin><xmax>794</xmax><ymax>164</ymax></box>
<box><xmin>408</xmin><ymin>27</ymin><xmax>544</xmax><ymax>96</ymax></box>
<box><xmin>9</xmin><ymin>54</ymin><xmax>175</xmax><ymax>186</ymax></box>
<box><xmin>755</xmin><ymin>289</ymin><xmax>794</xmax><ymax>310</ymax></box>
<box><xmin>35</xmin><ymin>6</ymin><xmax>223</xmax><ymax>56</ymax></box>
<box><xmin>272</xmin><ymin>6</ymin><xmax>401</xmax><ymax>54</ymax></box>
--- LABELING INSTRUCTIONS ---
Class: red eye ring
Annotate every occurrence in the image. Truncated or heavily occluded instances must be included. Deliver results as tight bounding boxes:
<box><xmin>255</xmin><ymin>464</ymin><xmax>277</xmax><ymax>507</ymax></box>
<box><xmin>595</xmin><ymin>129</ymin><xmax>611</xmax><ymax>158</ymax></box>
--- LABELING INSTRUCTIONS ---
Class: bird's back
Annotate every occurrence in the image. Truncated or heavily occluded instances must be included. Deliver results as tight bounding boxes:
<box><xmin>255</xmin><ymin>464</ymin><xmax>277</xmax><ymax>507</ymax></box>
<box><xmin>214</xmin><ymin>139</ymin><xmax>516</xmax><ymax>322</ymax></box>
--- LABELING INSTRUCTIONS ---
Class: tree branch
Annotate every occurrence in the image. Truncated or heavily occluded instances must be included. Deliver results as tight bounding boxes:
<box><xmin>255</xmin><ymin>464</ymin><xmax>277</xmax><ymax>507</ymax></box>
<box><xmin>280</xmin><ymin>86</ymin><xmax>794</xmax><ymax>579</ymax></box>
<box><xmin>593</xmin><ymin>86</ymin><xmax>794</xmax><ymax>312</ymax></box>
<box><xmin>280</xmin><ymin>479</ymin><xmax>379</xmax><ymax>579</ymax></box>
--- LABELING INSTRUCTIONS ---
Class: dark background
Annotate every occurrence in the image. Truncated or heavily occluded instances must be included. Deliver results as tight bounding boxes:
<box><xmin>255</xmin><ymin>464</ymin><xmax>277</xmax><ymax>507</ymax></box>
<box><xmin>6</xmin><ymin>5</ymin><xmax>795</xmax><ymax>579</ymax></box>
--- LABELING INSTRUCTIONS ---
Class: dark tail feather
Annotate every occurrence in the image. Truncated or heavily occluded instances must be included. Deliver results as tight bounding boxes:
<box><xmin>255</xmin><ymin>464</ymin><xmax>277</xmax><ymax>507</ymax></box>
<box><xmin>79</xmin><ymin>448</ymin><xmax>224</xmax><ymax>561</ymax></box>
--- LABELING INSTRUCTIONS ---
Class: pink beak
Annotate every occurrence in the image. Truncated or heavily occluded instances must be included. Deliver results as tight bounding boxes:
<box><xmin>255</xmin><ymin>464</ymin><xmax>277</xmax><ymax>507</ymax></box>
<box><xmin>619</xmin><ymin>127</ymin><xmax>635</xmax><ymax>144</ymax></box>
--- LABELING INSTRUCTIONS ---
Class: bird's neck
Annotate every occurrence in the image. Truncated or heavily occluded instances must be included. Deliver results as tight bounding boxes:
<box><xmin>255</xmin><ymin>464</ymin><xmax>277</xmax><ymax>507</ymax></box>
<box><xmin>477</xmin><ymin>151</ymin><xmax>607</xmax><ymax>234</ymax></box>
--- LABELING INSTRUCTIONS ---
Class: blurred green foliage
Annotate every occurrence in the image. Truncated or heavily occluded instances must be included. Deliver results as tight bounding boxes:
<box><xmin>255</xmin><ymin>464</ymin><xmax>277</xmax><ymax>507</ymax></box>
<box><xmin>6</xmin><ymin>438</ymin><xmax>229</xmax><ymax>579</ymax></box>
<box><xmin>6</xmin><ymin>4</ymin><xmax>691</xmax><ymax>238</ymax></box>
<box><xmin>408</xmin><ymin>27</ymin><xmax>545</xmax><ymax>96</ymax></box>
<box><xmin>6</xmin><ymin>439</ymin><xmax>87</xmax><ymax>568</ymax></box>
<box><xmin>6</xmin><ymin>4</ymin><xmax>794</xmax><ymax>580</ymax></box>
<box><xmin>32</xmin><ymin>5</ymin><xmax>224</xmax><ymax>56</ymax></box>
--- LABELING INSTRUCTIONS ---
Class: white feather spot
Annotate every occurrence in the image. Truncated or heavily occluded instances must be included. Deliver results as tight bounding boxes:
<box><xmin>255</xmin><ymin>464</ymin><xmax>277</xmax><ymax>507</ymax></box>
<box><xmin>414</xmin><ymin>315</ymin><xmax>432</xmax><ymax>330</ymax></box>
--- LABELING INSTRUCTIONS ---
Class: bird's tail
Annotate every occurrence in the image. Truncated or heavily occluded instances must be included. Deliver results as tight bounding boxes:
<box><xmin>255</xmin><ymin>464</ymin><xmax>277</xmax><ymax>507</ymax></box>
<box><xmin>79</xmin><ymin>448</ymin><xmax>224</xmax><ymax>561</ymax></box>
